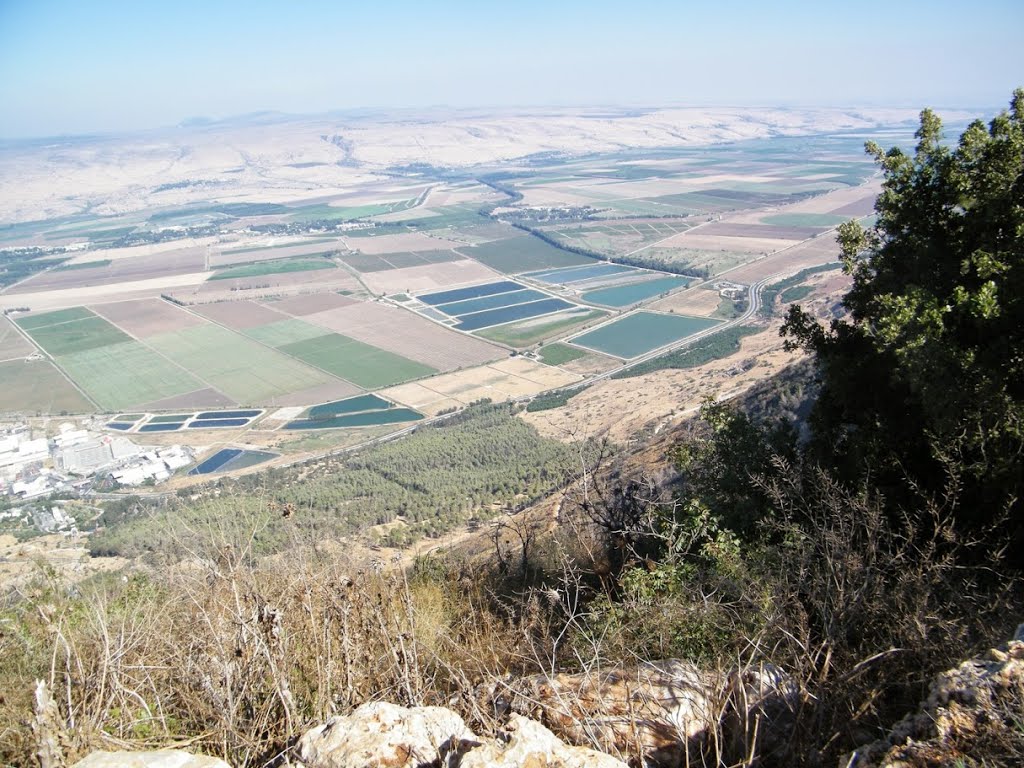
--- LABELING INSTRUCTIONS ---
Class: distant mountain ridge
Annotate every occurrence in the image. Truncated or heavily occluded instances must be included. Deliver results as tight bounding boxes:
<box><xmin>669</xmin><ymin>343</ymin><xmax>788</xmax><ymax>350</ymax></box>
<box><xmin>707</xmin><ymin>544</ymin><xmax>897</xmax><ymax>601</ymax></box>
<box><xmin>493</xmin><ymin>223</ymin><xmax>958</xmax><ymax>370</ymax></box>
<box><xmin>0</xmin><ymin>105</ymin><xmax>955</xmax><ymax>224</ymax></box>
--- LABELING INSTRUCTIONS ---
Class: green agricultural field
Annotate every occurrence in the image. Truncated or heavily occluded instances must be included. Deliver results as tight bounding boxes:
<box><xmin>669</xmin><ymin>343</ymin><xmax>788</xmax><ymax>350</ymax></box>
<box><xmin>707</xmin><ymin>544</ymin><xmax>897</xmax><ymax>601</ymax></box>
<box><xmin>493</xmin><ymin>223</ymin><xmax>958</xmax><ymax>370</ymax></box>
<box><xmin>307</xmin><ymin>394</ymin><xmax>393</xmax><ymax>418</ymax></box>
<box><xmin>458</xmin><ymin>236</ymin><xmax>595</xmax><ymax>273</ymax></box>
<box><xmin>612</xmin><ymin>325</ymin><xmax>762</xmax><ymax>378</ymax></box>
<box><xmin>0</xmin><ymin>359</ymin><xmax>94</xmax><ymax>414</ymax></box>
<box><xmin>56</xmin><ymin>341</ymin><xmax>203</xmax><ymax>410</ymax></box>
<box><xmin>210</xmin><ymin>257</ymin><xmax>334</xmax><ymax>280</ymax></box>
<box><xmin>780</xmin><ymin>284</ymin><xmax>814</xmax><ymax>302</ymax></box>
<box><xmin>760</xmin><ymin>213</ymin><xmax>851</xmax><ymax>228</ymax></box>
<box><xmin>537</xmin><ymin>343</ymin><xmax>588</xmax><ymax>366</ymax></box>
<box><xmin>477</xmin><ymin>309</ymin><xmax>606</xmax><ymax>347</ymax></box>
<box><xmin>148</xmin><ymin>325</ymin><xmax>333</xmax><ymax>404</ymax></box>
<box><xmin>280</xmin><ymin>333</ymin><xmax>436</xmax><ymax>389</ymax></box>
<box><xmin>289</xmin><ymin>199</ymin><xmax>418</xmax><ymax>223</ymax></box>
<box><xmin>242</xmin><ymin>319</ymin><xmax>328</xmax><ymax>347</ymax></box>
<box><xmin>22</xmin><ymin>315</ymin><xmax>132</xmax><ymax>356</ymax></box>
<box><xmin>54</xmin><ymin>259</ymin><xmax>112</xmax><ymax>271</ymax></box>
<box><xmin>149</xmin><ymin>414</ymin><xmax>193</xmax><ymax>423</ymax></box>
<box><xmin>15</xmin><ymin>307</ymin><xmax>96</xmax><ymax>331</ymax></box>
<box><xmin>571</xmin><ymin>312</ymin><xmax>721</xmax><ymax>358</ymax></box>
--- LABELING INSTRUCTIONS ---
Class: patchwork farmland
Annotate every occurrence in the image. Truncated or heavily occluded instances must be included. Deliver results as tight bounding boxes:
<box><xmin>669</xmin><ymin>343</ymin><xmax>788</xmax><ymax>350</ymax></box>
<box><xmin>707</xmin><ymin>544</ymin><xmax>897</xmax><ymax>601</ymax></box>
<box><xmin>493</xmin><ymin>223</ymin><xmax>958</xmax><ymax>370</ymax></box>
<box><xmin>0</xmin><ymin>126</ymin><xmax>889</xmax><ymax>435</ymax></box>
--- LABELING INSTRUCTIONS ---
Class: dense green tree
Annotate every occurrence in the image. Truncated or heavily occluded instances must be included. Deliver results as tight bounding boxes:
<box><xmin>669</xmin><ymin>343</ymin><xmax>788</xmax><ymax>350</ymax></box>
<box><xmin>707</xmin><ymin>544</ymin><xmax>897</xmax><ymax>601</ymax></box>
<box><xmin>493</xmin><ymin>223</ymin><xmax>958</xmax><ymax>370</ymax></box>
<box><xmin>783</xmin><ymin>89</ymin><xmax>1024</xmax><ymax>541</ymax></box>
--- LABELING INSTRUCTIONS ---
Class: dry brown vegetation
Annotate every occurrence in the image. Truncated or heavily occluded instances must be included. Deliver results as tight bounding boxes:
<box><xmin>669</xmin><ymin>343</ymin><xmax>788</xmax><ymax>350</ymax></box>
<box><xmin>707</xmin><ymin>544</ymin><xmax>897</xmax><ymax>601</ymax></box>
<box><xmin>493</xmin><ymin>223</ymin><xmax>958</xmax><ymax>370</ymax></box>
<box><xmin>3</xmin><ymin>445</ymin><xmax>1018</xmax><ymax>768</ymax></box>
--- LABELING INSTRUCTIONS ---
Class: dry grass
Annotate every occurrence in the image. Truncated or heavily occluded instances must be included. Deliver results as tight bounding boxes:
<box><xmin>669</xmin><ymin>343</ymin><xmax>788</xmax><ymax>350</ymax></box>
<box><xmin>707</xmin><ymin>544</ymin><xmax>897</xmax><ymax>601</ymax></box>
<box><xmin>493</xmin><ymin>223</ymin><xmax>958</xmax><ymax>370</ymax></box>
<box><xmin>2</xmin><ymin>455</ymin><xmax>1019</xmax><ymax>768</ymax></box>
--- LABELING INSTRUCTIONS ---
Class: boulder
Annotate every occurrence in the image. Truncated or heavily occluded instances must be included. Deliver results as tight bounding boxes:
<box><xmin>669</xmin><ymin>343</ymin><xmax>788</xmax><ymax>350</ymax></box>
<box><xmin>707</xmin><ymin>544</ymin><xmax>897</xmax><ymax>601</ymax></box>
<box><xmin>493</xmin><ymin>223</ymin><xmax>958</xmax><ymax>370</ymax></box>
<box><xmin>459</xmin><ymin>714</ymin><xmax>627</xmax><ymax>768</ymax></box>
<box><xmin>296</xmin><ymin>701</ymin><xmax>477</xmax><ymax>768</ymax></box>
<box><xmin>72</xmin><ymin>751</ymin><xmax>230</xmax><ymax>768</ymax></box>
<box><xmin>848</xmin><ymin>635</ymin><xmax>1024</xmax><ymax>766</ymax></box>
<box><xmin>497</xmin><ymin>659</ymin><xmax>719</xmax><ymax>766</ymax></box>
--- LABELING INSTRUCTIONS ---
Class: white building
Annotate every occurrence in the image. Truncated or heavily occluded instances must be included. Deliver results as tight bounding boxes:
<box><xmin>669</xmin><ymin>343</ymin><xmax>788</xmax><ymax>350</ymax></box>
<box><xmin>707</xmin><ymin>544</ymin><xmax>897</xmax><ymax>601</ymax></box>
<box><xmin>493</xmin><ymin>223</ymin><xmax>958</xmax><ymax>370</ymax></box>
<box><xmin>57</xmin><ymin>440</ymin><xmax>113</xmax><ymax>475</ymax></box>
<box><xmin>158</xmin><ymin>446</ymin><xmax>192</xmax><ymax>471</ymax></box>
<box><xmin>0</xmin><ymin>437</ymin><xmax>49</xmax><ymax>469</ymax></box>
<box><xmin>53</xmin><ymin>428</ymin><xmax>89</xmax><ymax>450</ymax></box>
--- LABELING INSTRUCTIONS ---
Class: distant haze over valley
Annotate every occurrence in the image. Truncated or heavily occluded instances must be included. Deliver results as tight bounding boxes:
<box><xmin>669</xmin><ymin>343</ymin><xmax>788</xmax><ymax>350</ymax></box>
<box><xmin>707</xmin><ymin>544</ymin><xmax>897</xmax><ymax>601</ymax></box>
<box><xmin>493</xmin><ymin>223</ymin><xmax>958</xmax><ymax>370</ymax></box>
<box><xmin>0</xmin><ymin>105</ymin><xmax>968</xmax><ymax>224</ymax></box>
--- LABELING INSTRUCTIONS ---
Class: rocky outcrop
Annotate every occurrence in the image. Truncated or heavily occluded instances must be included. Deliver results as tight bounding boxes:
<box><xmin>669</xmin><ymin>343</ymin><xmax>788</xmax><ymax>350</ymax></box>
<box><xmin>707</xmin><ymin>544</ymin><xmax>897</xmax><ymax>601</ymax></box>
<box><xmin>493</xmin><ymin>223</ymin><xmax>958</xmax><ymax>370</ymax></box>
<box><xmin>297</xmin><ymin>702</ymin><xmax>477</xmax><ymax>767</ymax></box>
<box><xmin>497</xmin><ymin>659</ymin><xmax>719</xmax><ymax>766</ymax></box>
<box><xmin>848</xmin><ymin>629</ymin><xmax>1024</xmax><ymax>767</ymax></box>
<box><xmin>459</xmin><ymin>714</ymin><xmax>627</xmax><ymax>768</ymax></box>
<box><xmin>72</xmin><ymin>751</ymin><xmax>231</xmax><ymax>768</ymax></box>
<box><xmin>295</xmin><ymin>702</ymin><xmax>627</xmax><ymax>768</ymax></box>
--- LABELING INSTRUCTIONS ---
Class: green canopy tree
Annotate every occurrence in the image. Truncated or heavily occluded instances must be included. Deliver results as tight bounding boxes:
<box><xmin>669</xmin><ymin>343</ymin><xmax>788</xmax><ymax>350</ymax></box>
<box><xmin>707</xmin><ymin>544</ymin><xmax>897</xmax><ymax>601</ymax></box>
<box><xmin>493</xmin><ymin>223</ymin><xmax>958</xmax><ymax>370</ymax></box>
<box><xmin>783</xmin><ymin>89</ymin><xmax>1024</xmax><ymax>540</ymax></box>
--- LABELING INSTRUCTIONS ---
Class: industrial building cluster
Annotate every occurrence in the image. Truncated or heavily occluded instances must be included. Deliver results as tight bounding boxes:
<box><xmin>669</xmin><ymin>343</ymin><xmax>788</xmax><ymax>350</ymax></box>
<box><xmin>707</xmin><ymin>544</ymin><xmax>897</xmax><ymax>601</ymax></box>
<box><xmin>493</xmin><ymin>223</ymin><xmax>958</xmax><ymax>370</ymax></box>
<box><xmin>0</xmin><ymin>422</ymin><xmax>193</xmax><ymax>501</ymax></box>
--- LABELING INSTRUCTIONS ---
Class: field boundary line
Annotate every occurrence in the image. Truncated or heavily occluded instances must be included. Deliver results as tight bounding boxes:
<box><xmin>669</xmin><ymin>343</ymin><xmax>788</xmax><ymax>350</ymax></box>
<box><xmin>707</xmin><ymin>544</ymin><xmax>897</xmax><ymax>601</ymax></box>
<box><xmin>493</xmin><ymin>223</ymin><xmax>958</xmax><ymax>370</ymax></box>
<box><xmin>83</xmin><ymin>300</ymin><xmax>233</xmax><ymax>410</ymax></box>
<box><xmin>5</xmin><ymin>316</ymin><xmax>101</xmax><ymax>410</ymax></box>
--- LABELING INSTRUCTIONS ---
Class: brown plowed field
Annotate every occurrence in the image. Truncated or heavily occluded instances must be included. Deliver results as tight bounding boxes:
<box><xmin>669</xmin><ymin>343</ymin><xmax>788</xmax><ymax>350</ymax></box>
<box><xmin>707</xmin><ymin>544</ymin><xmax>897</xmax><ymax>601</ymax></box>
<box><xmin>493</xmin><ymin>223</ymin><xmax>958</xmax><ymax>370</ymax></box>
<box><xmin>141</xmin><ymin>387</ymin><xmax>236</xmax><ymax>411</ymax></box>
<box><xmin>829</xmin><ymin>195</ymin><xmax>878</xmax><ymax>217</ymax></box>
<box><xmin>658</xmin><ymin>232</ymin><xmax>797</xmax><ymax>253</ymax></box>
<box><xmin>725</xmin><ymin>238</ymin><xmax>840</xmax><ymax>283</ymax></box>
<box><xmin>359</xmin><ymin>259</ymin><xmax>500</xmax><ymax>295</ymax></box>
<box><xmin>8</xmin><ymin>250</ymin><xmax>206</xmax><ymax>293</ymax></box>
<box><xmin>0</xmin><ymin>319</ymin><xmax>34</xmax><ymax>360</ymax></box>
<box><xmin>165</xmin><ymin>270</ymin><xmax>362</xmax><ymax>308</ymax></box>
<box><xmin>193</xmin><ymin>301</ymin><xmax>287</xmax><ymax>329</ymax></box>
<box><xmin>648</xmin><ymin>286</ymin><xmax>724</xmax><ymax>316</ymax></box>
<box><xmin>344</xmin><ymin>231</ymin><xmax>464</xmax><ymax>255</ymax></box>
<box><xmin>210</xmin><ymin>240</ymin><xmax>344</xmax><ymax>267</ymax></box>
<box><xmin>265</xmin><ymin>292</ymin><xmax>358</xmax><ymax>315</ymax></box>
<box><xmin>260</xmin><ymin>379</ymin><xmax>363</xmax><ymax>407</ymax></box>
<box><xmin>303</xmin><ymin>302</ymin><xmax>504</xmax><ymax>370</ymax></box>
<box><xmin>91</xmin><ymin>298</ymin><xmax>206</xmax><ymax>338</ymax></box>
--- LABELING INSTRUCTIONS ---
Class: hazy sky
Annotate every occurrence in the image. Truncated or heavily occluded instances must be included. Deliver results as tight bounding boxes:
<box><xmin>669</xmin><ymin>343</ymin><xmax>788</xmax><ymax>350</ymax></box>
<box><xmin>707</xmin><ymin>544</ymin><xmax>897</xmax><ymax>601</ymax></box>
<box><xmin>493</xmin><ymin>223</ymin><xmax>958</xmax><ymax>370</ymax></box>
<box><xmin>1</xmin><ymin>0</ymin><xmax>1021</xmax><ymax>138</ymax></box>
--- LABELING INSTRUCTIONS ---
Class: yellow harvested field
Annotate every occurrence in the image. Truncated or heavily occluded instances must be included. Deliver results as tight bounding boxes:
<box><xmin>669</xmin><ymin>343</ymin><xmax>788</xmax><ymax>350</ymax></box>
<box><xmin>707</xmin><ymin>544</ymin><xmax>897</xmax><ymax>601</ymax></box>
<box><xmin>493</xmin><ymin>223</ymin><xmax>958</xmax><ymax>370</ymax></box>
<box><xmin>725</xmin><ymin>179</ymin><xmax>882</xmax><ymax>221</ymax></box>
<box><xmin>211</xmin><ymin>239</ymin><xmax>344</xmax><ymax>267</ymax></box>
<box><xmin>360</xmin><ymin>259</ymin><xmax>500</xmax><ymax>294</ymax></box>
<box><xmin>658</xmin><ymin>231</ymin><xmax>798</xmax><ymax>253</ymax></box>
<box><xmin>724</xmin><ymin>238</ymin><xmax>840</xmax><ymax>283</ymax></box>
<box><xmin>0</xmin><ymin>272</ymin><xmax>210</xmax><ymax>312</ymax></box>
<box><xmin>62</xmin><ymin>237</ymin><xmax>220</xmax><ymax>265</ymax></box>
<box><xmin>378</xmin><ymin>382</ymin><xmax>463</xmax><ymax>416</ymax></box>
<box><xmin>781</xmin><ymin>179</ymin><xmax>881</xmax><ymax>214</ymax></box>
<box><xmin>648</xmin><ymin>286</ymin><xmax>724</xmax><ymax>316</ymax></box>
<box><xmin>423</xmin><ymin>184</ymin><xmax>502</xmax><ymax>207</ymax></box>
<box><xmin>683</xmin><ymin>174</ymin><xmax>782</xmax><ymax>186</ymax></box>
<box><xmin>516</xmin><ymin>187</ymin><xmax>610</xmax><ymax>207</ymax></box>
<box><xmin>559</xmin><ymin>353</ymin><xmax>620</xmax><ymax>376</ymax></box>
<box><xmin>383</xmin><ymin>357</ymin><xmax>582</xmax><ymax>415</ymax></box>
<box><xmin>488</xmin><ymin>356</ymin><xmax>584</xmax><ymax>386</ymax></box>
<box><xmin>343</xmin><ymin>231</ymin><xmax>464</xmax><ymax>255</ymax></box>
